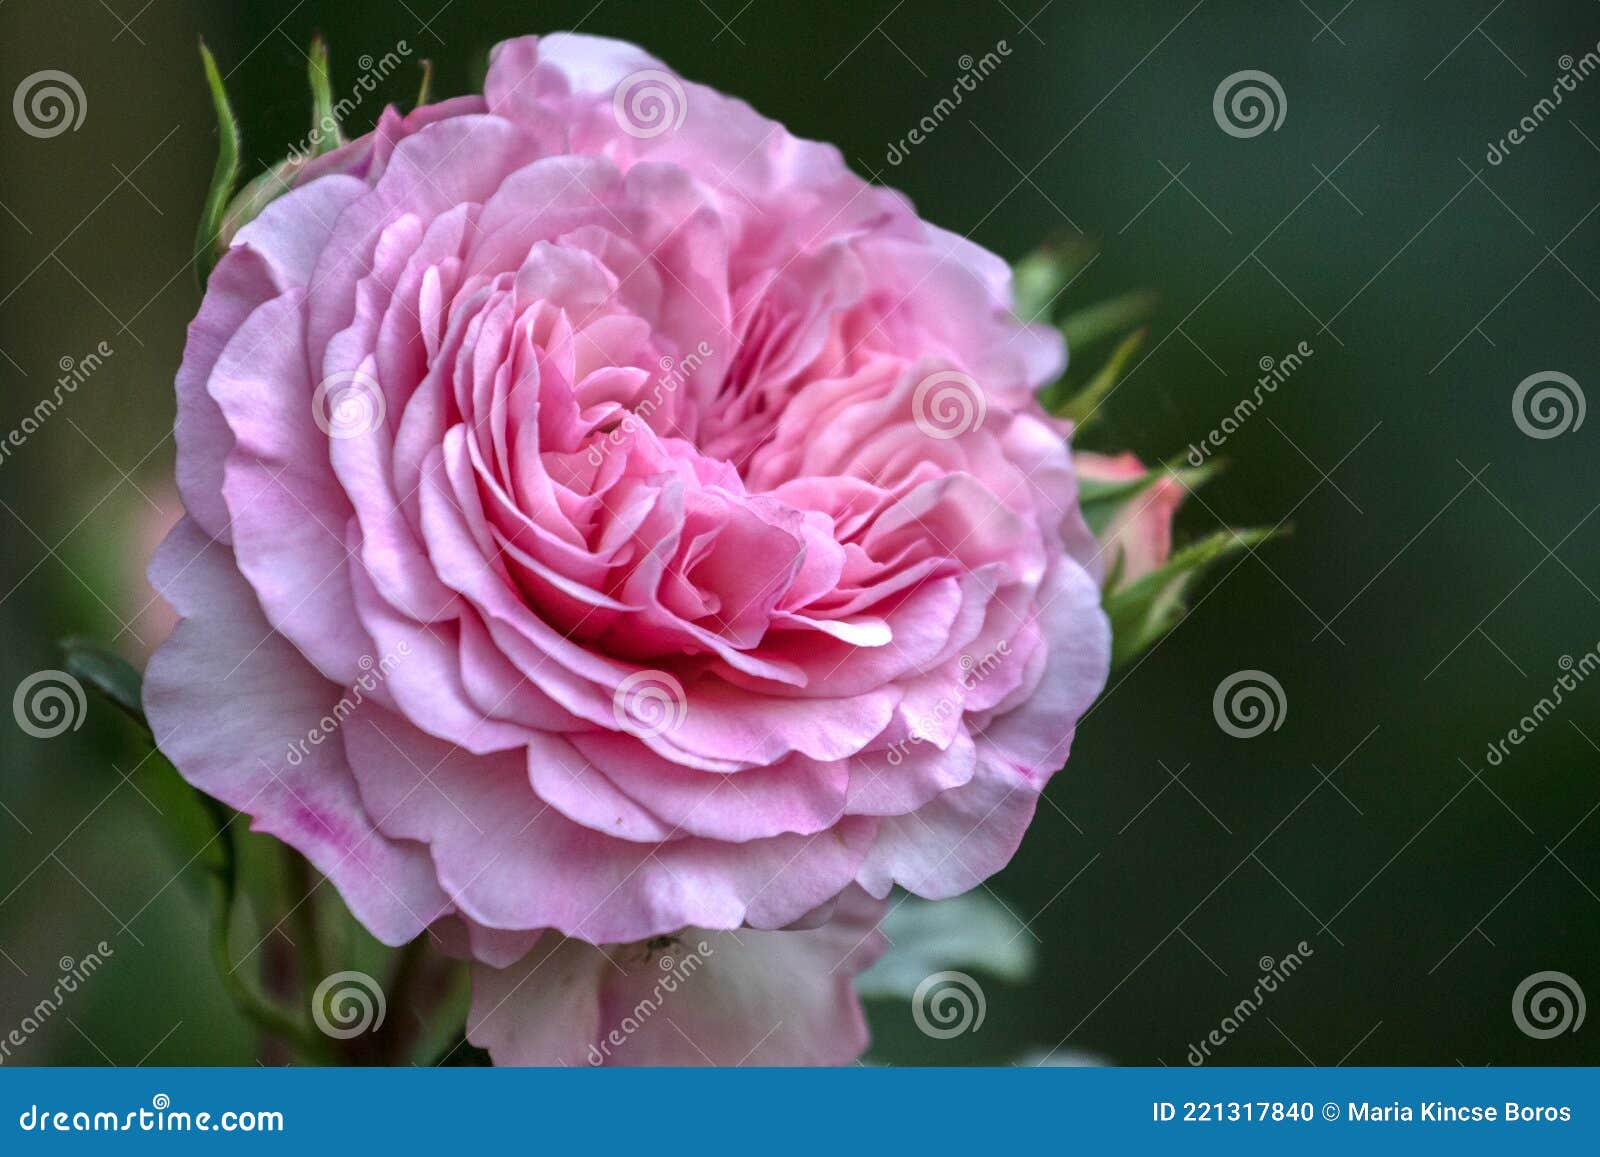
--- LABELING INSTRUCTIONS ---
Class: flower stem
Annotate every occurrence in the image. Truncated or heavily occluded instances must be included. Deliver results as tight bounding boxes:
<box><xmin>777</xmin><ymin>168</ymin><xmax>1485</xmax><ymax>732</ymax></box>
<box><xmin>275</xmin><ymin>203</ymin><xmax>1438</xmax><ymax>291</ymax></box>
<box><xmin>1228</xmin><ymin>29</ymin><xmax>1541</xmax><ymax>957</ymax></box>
<box><xmin>203</xmin><ymin>800</ymin><xmax>332</xmax><ymax>1063</ymax></box>
<box><xmin>282</xmin><ymin>846</ymin><xmax>325</xmax><ymax>993</ymax></box>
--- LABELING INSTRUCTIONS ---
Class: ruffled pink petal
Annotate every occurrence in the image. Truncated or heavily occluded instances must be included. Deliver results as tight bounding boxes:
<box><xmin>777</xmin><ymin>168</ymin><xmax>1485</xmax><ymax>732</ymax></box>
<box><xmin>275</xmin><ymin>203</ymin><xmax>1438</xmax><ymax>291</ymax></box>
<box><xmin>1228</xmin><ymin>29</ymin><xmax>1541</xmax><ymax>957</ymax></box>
<box><xmin>341</xmin><ymin>704</ymin><xmax>877</xmax><ymax>943</ymax></box>
<box><xmin>143</xmin><ymin>518</ymin><xmax>452</xmax><ymax>944</ymax></box>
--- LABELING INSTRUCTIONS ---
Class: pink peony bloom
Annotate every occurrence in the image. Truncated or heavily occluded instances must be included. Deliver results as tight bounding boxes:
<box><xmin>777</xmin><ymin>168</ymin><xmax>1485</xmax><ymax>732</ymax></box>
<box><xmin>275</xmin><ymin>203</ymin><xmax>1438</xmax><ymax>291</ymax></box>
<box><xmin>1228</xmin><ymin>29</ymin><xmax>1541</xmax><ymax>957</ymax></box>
<box><xmin>146</xmin><ymin>33</ymin><xmax>1108</xmax><ymax>1063</ymax></box>
<box><xmin>1076</xmin><ymin>452</ymin><xmax>1183</xmax><ymax>589</ymax></box>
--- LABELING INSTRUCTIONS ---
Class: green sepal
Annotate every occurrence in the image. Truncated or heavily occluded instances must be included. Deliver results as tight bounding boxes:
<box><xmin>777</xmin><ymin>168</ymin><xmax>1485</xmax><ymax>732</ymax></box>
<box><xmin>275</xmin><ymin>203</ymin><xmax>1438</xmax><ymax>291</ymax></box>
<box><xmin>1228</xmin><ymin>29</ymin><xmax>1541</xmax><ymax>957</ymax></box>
<box><xmin>414</xmin><ymin>59</ymin><xmax>435</xmax><ymax>108</ymax></box>
<box><xmin>1077</xmin><ymin>458</ymin><xmax>1219</xmax><ymax>539</ymax></box>
<box><xmin>194</xmin><ymin>40</ymin><xmax>242</xmax><ymax>287</ymax></box>
<box><xmin>1104</xmin><ymin>526</ymin><xmax>1275</xmax><ymax>669</ymax></box>
<box><xmin>216</xmin><ymin>157</ymin><xmax>306</xmax><ymax>248</ymax></box>
<box><xmin>307</xmin><ymin>35</ymin><xmax>344</xmax><ymax>155</ymax></box>
<box><xmin>1051</xmin><ymin>327</ymin><xmax>1145</xmax><ymax>426</ymax></box>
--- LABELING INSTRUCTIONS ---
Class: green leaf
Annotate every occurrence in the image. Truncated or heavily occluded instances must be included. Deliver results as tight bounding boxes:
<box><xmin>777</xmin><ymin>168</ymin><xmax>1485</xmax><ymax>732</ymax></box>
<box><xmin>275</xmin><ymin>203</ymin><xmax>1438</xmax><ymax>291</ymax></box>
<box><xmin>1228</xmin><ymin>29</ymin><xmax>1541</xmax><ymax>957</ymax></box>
<box><xmin>307</xmin><ymin>35</ymin><xmax>344</xmax><ymax>155</ymax></box>
<box><xmin>1053</xmin><ymin>327</ymin><xmax>1145</xmax><ymax>428</ymax></box>
<box><xmin>856</xmin><ymin>891</ymin><xmax>1037</xmax><ymax>999</ymax></box>
<box><xmin>58</xmin><ymin>635</ymin><xmax>332</xmax><ymax>1061</ymax></box>
<box><xmin>194</xmin><ymin>40</ymin><xmax>242</xmax><ymax>287</ymax></box>
<box><xmin>59</xmin><ymin>637</ymin><xmax>148</xmax><ymax>735</ymax></box>
<box><xmin>1059</xmin><ymin>289</ymin><xmax>1158</xmax><ymax>354</ymax></box>
<box><xmin>1104</xmin><ymin>526</ymin><xmax>1275</xmax><ymax>669</ymax></box>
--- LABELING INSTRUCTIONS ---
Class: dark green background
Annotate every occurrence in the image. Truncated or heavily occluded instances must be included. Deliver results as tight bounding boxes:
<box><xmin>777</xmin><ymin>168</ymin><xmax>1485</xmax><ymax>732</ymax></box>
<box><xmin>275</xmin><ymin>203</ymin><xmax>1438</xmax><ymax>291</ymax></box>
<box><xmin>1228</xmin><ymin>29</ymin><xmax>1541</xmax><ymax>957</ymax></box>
<box><xmin>2</xmin><ymin>0</ymin><xmax>1596</xmax><ymax>1065</ymax></box>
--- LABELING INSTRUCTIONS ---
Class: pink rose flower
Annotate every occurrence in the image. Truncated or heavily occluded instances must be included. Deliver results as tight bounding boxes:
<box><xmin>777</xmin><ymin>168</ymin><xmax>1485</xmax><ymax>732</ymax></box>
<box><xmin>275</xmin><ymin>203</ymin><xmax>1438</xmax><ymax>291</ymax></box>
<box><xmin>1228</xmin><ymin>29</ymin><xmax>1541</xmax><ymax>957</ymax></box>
<box><xmin>1076</xmin><ymin>452</ymin><xmax>1183</xmax><ymax>589</ymax></box>
<box><xmin>146</xmin><ymin>33</ymin><xmax>1108</xmax><ymax>1063</ymax></box>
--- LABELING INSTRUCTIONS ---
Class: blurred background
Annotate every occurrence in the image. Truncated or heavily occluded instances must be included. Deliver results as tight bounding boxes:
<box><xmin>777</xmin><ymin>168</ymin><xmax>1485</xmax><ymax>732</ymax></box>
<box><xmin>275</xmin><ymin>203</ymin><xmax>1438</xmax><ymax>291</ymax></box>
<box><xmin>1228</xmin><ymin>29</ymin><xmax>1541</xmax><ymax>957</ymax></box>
<box><xmin>1</xmin><ymin>0</ymin><xmax>1596</xmax><ymax>1066</ymax></box>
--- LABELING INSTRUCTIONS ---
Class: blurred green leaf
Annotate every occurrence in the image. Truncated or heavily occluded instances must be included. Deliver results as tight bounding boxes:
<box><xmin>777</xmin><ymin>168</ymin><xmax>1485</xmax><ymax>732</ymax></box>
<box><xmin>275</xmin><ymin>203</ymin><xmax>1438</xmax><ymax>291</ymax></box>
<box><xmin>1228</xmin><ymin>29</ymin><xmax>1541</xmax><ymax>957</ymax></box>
<box><xmin>59</xmin><ymin>637</ymin><xmax>147</xmax><ymax>735</ymax></box>
<box><xmin>857</xmin><ymin>891</ymin><xmax>1037</xmax><ymax>998</ymax></box>
<box><xmin>58</xmin><ymin>635</ymin><xmax>331</xmax><ymax>1061</ymax></box>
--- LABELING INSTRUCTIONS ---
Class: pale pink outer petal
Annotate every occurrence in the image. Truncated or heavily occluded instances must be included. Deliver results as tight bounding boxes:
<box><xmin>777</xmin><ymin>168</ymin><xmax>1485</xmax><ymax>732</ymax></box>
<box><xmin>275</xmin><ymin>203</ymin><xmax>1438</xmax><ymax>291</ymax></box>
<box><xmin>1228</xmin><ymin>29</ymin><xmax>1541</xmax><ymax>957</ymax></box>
<box><xmin>340</xmin><ymin>704</ymin><xmax>878</xmax><ymax>943</ymax></box>
<box><xmin>855</xmin><ymin>561</ymin><xmax>1110</xmax><ymax>899</ymax></box>
<box><xmin>466</xmin><ymin>934</ymin><xmax>607</xmax><ymax>1066</ymax></box>
<box><xmin>467</xmin><ymin>889</ymin><xmax>888</xmax><ymax>1066</ymax></box>
<box><xmin>142</xmin><ymin>518</ymin><xmax>453</xmax><ymax>944</ymax></box>
<box><xmin>173</xmin><ymin>248</ymin><xmax>274</xmax><ymax>543</ymax></box>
